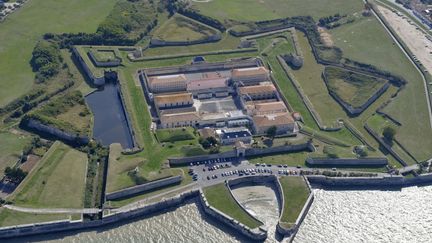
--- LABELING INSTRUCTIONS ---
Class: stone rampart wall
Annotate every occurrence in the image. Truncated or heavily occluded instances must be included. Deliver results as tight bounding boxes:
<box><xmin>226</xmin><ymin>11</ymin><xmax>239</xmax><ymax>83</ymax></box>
<box><xmin>71</xmin><ymin>47</ymin><xmax>105</xmax><ymax>86</ymax></box>
<box><xmin>306</xmin><ymin>173</ymin><xmax>432</xmax><ymax>188</ymax></box>
<box><xmin>87</xmin><ymin>51</ymin><xmax>121</xmax><ymax>67</ymax></box>
<box><xmin>106</xmin><ymin>176</ymin><xmax>182</xmax><ymax>200</ymax></box>
<box><xmin>306</xmin><ymin>157</ymin><xmax>388</xmax><ymax>166</ymax></box>
<box><xmin>276</xmin><ymin>176</ymin><xmax>314</xmax><ymax>238</ymax></box>
<box><xmin>23</xmin><ymin>118</ymin><xmax>89</xmax><ymax>146</ymax></box>
<box><xmin>150</xmin><ymin>34</ymin><xmax>222</xmax><ymax>47</ymax></box>
<box><xmin>322</xmin><ymin>70</ymin><xmax>391</xmax><ymax>115</ymax></box>
<box><xmin>143</xmin><ymin>58</ymin><xmax>261</xmax><ymax>77</ymax></box>
<box><xmin>198</xmin><ymin>189</ymin><xmax>267</xmax><ymax>241</ymax></box>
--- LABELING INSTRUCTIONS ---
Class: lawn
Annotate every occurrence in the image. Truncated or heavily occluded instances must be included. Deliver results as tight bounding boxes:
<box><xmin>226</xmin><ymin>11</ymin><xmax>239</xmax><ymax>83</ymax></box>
<box><xmin>11</xmin><ymin>142</ymin><xmax>88</xmax><ymax>208</ymax></box>
<box><xmin>192</xmin><ymin>0</ymin><xmax>363</xmax><ymax>23</ymax></box>
<box><xmin>0</xmin><ymin>132</ymin><xmax>32</xmax><ymax>178</ymax></box>
<box><xmin>329</xmin><ymin>11</ymin><xmax>432</xmax><ymax>161</ymax></box>
<box><xmin>203</xmin><ymin>183</ymin><xmax>262</xmax><ymax>229</ymax></box>
<box><xmin>324</xmin><ymin>66</ymin><xmax>388</xmax><ymax>108</ymax></box>
<box><xmin>156</xmin><ymin>127</ymin><xmax>197</xmax><ymax>143</ymax></box>
<box><xmin>91</xmin><ymin>49</ymin><xmax>120</xmax><ymax>63</ymax></box>
<box><xmin>0</xmin><ymin>208</ymin><xmax>71</xmax><ymax>227</ymax></box>
<box><xmin>153</xmin><ymin>14</ymin><xmax>220</xmax><ymax>42</ymax></box>
<box><xmin>0</xmin><ymin>0</ymin><xmax>117</xmax><ymax>107</ymax></box>
<box><xmin>143</xmin><ymin>32</ymin><xmax>242</xmax><ymax>57</ymax></box>
<box><xmin>278</xmin><ymin>176</ymin><xmax>310</xmax><ymax>228</ymax></box>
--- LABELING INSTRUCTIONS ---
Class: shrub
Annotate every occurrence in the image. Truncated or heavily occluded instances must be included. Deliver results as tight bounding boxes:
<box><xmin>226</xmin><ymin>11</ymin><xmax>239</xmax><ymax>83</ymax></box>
<box><xmin>383</xmin><ymin>126</ymin><xmax>396</xmax><ymax>141</ymax></box>
<box><xmin>31</xmin><ymin>40</ymin><xmax>62</xmax><ymax>83</ymax></box>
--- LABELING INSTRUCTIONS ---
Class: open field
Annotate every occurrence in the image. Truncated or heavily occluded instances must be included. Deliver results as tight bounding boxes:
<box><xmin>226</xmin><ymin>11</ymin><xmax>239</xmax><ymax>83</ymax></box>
<box><xmin>324</xmin><ymin>66</ymin><xmax>388</xmax><ymax>108</ymax></box>
<box><xmin>0</xmin><ymin>0</ymin><xmax>117</xmax><ymax>107</ymax></box>
<box><xmin>192</xmin><ymin>0</ymin><xmax>363</xmax><ymax>23</ymax></box>
<box><xmin>153</xmin><ymin>14</ymin><xmax>219</xmax><ymax>42</ymax></box>
<box><xmin>366</xmin><ymin>115</ymin><xmax>418</xmax><ymax>165</ymax></box>
<box><xmin>279</xmin><ymin>176</ymin><xmax>310</xmax><ymax>228</ymax></box>
<box><xmin>203</xmin><ymin>183</ymin><xmax>262</xmax><ymax>229</ymax></box>
<box><xmin>143</xmin><ymin>32</ymin><xmax>242</xmax><ymax>57</ymax></box>
<box><xmin>12</xmin><ymin>142</ymin><xmax>88</xmax><ymax>208</ymax></box>
<box><xmin>156</xmin><ymin>127</ymin><xmax>196</xmax><ymax>143</ymax></box>
<box><xmin>329</xmin><ymin>12</ymin><xmax>432</xmax><ymax>161</ymax></box>
<box><xmin>0</xmin><ymin>131</ymin><xmax>32</xmax><ymax>177</ymax></box>
<box><xmin>0</xmin><ymin>208</ymin><xmax>71</xmax><ymax>227</ymax></box>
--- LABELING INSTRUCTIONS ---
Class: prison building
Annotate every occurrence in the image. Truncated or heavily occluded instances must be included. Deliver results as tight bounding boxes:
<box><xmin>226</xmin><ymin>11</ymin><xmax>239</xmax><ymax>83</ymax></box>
<box><xmin>217</xmin><ymin>127</ymin><xmax>252</xmax><ymax>145</ymax></box>
<box><xmin>238</xmin><ymin>83</ymin><xmax>277</xmax><ymax>101</ymax></box>
<box><xmin>160</xmin><ymin>111</ymin><xmax>201</xmax><ymax>129</ymax></box>
<box><xmin>252</xmin><ymin>112</ymin><xmax>297</xmax><ymax>135</ymax></box>
<box><xmin>187</xmin><ymin>72</ymin><xmax>230</xmax><ymax>98</ymax></box>
<box><xmin>231</xmin><ymin>66</ymin><xmax>270</xmax><ymax>86</ymax></box>
<box><xmin>148</xmin><ymin>74</ymin><xmax>187</xmax><ymax>93</ymax></box>
<box><xmin>246</xmin><ymin>101</ymin><xmax>288</xmax><ymax>116</ymax></box>
<box><xmin>154</xmin><ymin>92</ymin><xmax>193</xmax><ymax>110</ymax></box>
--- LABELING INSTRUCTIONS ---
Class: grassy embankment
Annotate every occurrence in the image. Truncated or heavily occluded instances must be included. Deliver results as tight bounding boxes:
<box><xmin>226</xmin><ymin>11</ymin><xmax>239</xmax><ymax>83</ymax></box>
<box><xmin>10</xmin><ymin>141</ymin><xmax>88</xmax><ymax>208</ymax></box>
<box><xmin>329</xmin><ymin>10</ymin><xmax>432</xmax><ymax>161</ymax></box>
<box><xmin>0</xmin><ymin>0</ymin><xmax>117</xmax><ymax>107</ymax></box>
<box><xmin>0</xmin><ymin>208</ymin><xmax>72</xmax><ymax>227</ymax></box>
<box><xmin>278</xmin><ymin>176</ymin><xmax>310</xmax><ymax>228</ymax></box>
<box><xmin>0</xmin><ymin>132</ymin><xmax>31</xmax><ymax>178</ymax></box>
<box><xmin>25</xmin><ymin>91</ymin><xmax>92</xmax><ymax>137</ymax></box>
<box><xmin>153</xmin><ymin>14</ymin><xmax>220</xmax><ymax>42</ymax></box>
<box><xmin>324</xmin><ymin>66</ymin><xmax>388</xmax><ymax>108</ymax></box>
<box><xmin>366</xmin><ymin>115</ymin><xmax>418</xmax><ymax>165</ymax></box>
<box><xmin>192</xmin><ymin>0</ymin><xmax>362</xmax><ymax>23</ymax></box>
<box><xmin>203</xmin><ymin>183</ymin><xmax>262</xmax><ymax>229</ymax></box>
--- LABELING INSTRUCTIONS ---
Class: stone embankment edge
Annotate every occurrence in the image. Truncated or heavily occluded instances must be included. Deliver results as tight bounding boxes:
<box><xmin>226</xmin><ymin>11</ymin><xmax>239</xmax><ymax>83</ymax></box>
<box><xmin>0</xmin><ymin>187</ymin><xmax>266</xmax><ymax>241</ymax></box>
<box><xmin>225</xmin><ymin>175</ymin><xmax>283</xmax><ymax>230</ymax></box>
<box><xmin>198</xmin><ymin>188</ymin><xmax>267</xmax><ymax>241</ymax></box>
<box><xmin>276</xmin><ymin>176</ymin><xmax>314</xmax><ymax>242</ymax></box>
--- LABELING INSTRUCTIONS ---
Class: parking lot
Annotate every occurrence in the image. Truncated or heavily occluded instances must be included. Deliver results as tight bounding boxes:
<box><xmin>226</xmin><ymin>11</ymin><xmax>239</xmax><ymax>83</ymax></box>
<box><xmin>188</xmin><ymin>159</ymin><xmax>304</xmax><ymax>187</ymax></box>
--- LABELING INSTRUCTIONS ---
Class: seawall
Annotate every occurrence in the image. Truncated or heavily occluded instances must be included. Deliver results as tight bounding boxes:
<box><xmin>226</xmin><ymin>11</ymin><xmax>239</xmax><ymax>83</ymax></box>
<box><xmin>307</xmin><ymin>173</ymin><xmax>432</xmax><ymax>188</ymax></box>
<box><xmin>198</xmin><ymin>189</ymin><xmax>268</xmax><ymax>241</ymax></box>
<box><xmin>276</xmin><ymin>176</ymin><xmax>314</xmax><ymax>241</ymax></box>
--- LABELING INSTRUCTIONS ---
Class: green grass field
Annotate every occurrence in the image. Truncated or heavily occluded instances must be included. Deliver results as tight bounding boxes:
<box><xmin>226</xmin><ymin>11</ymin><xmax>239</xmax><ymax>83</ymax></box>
<box><xmin>324</xmin><ymin>66</ymin><xmax>388</xmax><ymax>108</ymax></box>
<box><xmin>329</xmin><ymin>12</ymin><xmax>432</xmax><ymax>161</ymax></box>
<box><xmin>153</xmin><ymin>14</ymin><xmax>219</xmax><ymax>42</ymax></box>
<box><xmin>11</xmin><ymin>142</ymin><xmax>88</xmax><ymax>208</ymax></box>
<box><xmin>156</xmin><ymin>127</ymin><xmax>196</xmax><ymax>143</ymax></box>
<box><xmin>0</xmin><ymin>0</ymin><xmax>117</xmax><ymax>107</ymax></box>
<box><xmin>0</xmin><ymin>132</ymin><xmax>32</xmax><ymax>177</ymax></box>
<box><xmin>279</xmin><ymin>176</ymin><xmax>310</xmax><ymax>228</ymax></box>
<box><xmin>0</xmin><ymin>208</ymin><xmax>71</xmax><ymax>227</ymax></box>
<box><xmin>192</xmin><ymin>0</ymin><xmax>363</xmax><ymax>23</ymax></box>
<box><xmin>203</xmin><ymin>183</ymin><xmax>262</xmax><ymax>229</ymax></box>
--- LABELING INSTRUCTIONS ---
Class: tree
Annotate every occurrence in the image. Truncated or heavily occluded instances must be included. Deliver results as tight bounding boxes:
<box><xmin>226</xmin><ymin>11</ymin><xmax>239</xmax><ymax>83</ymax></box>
<box><xmin>383</xmin><ymin>126</ymin><xmax>396</xmax><ymax>141</ymax></box>
<box><xmin>4</xmin><ymin>167</ymin><xmax>27</xmax><ymax>184</ymax></box>
<box><xmin>266</xmin><ymin>126</ymin><xmax>277</xmax><ymax>140</ymax></box>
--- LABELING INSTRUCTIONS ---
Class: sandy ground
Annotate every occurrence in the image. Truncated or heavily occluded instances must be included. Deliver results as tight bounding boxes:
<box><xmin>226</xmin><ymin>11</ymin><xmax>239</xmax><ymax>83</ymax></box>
<box><xmin>378</xmin><ymin>5</ymin><xmax>432</xmax><ymax>74</ymax></box>
<box><xmin>318</xmin><ymin>27</ymin><xmax>334</xmax><ymax>47</ymax></box>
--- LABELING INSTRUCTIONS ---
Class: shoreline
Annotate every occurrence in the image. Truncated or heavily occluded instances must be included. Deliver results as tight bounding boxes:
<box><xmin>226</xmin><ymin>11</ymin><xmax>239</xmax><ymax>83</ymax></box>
<box><xmin>2</xmin><ymin>173</ymin><xmax>432</xmax><ymax>240</ymax></box>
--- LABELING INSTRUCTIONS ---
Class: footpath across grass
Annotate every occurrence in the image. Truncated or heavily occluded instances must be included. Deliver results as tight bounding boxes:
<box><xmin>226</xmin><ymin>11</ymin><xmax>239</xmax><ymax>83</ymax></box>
<box><xmin>279</xmin><ymin>176</ymin><xmax>310</xmax><ymax>228</ymax></box>
<box><xmin>11</xmin><ymin>142</ymin><xmax>88</xmax><ymax>208</ymax></box>
<box><xmin>203</xmin><ymin>183</ymin><xmax>262</xmax><ymax>229</ymax></box>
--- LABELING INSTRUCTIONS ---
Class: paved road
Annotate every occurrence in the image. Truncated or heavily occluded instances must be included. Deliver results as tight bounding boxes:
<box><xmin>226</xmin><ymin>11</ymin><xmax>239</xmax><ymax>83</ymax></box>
<box><xmin>3</xmin><ymin>205</ymin><xmax>101</xmax><ymax>214</ymax></box>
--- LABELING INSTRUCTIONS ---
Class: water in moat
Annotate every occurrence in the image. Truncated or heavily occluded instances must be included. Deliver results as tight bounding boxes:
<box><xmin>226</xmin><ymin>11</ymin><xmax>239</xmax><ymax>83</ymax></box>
<box><xmin>85</xmin><ymin>82</ymin><xmax>134</xmax><ymax>149</ymax></box>
<box><xmin>11</xmin><ymin>185</ymin><xmax>432</xmax><ymax>243</ymax></box>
